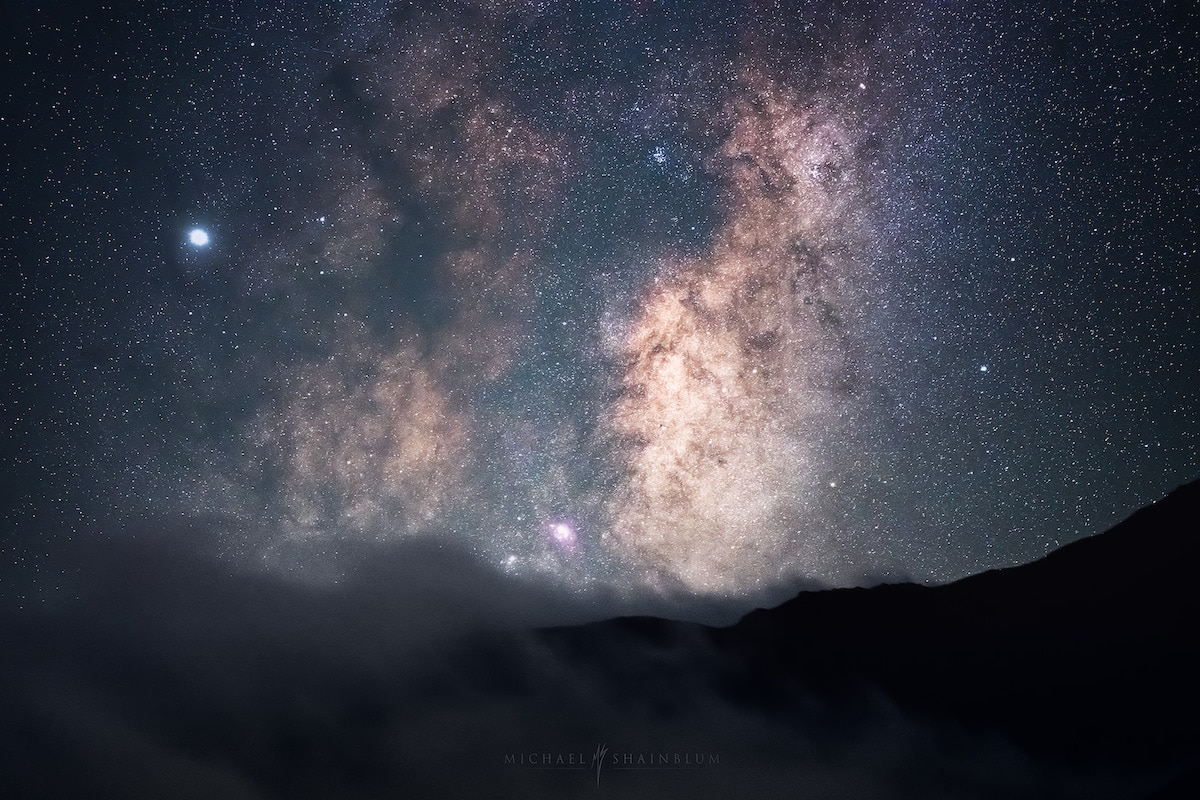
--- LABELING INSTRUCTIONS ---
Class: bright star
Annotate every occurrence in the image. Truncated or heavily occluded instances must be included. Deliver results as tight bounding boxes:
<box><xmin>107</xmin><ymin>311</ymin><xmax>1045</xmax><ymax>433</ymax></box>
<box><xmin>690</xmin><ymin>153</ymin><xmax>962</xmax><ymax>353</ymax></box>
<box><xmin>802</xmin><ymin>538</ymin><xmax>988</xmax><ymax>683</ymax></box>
<box><xmin>979</xmin><ymin>365</ymin><xmax>989</xmax><ymax>373</ymax></box>
<box><xmin>188</xmin><ymin>228</ymin><xmax>210</xmax><ymax>247</ymax></box>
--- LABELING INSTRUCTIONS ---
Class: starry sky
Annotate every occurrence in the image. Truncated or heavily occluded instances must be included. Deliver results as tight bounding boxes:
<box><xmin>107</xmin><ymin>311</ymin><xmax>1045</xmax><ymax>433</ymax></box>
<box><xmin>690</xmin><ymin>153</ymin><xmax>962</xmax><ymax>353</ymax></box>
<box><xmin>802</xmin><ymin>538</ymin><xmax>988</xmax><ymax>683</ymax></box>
<box><xmin>3</xmin><ymin>0</ymin><xmax>1197</xmax><ymax>606</ymax></box>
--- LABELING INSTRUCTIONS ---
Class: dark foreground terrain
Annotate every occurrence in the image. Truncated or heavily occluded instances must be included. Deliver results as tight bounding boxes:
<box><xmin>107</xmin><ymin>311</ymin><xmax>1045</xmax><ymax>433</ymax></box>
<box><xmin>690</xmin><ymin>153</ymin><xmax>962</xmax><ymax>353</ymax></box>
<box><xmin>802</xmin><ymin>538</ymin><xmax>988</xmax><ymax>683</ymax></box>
<box><xmin>3</xmin><ymin>482</ymin><xmax>1197</xmax><ymax>798</ymax></box>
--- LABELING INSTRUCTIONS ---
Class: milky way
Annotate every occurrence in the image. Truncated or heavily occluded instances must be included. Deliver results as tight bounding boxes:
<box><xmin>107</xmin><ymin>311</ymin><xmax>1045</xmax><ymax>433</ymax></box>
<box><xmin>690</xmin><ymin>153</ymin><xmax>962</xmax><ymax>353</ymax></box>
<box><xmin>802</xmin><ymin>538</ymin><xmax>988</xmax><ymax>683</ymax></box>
<box><xmin>158</xmin><ymin>0</ymin><xmax>1194</xmax><ymax>599</ymax></box>
<box><xmin>603</xmin><ymin>71</ymin><xmax>883</xmax><ymax>591</ymax></box>
<box><xmin>201</xmin><ymin>6</ymin><xmax>907</xmax><ymax>594</ymax></box>
<box><xmin>7</xmin><ymin>0</ymin><xmax>1195</xmax><ymax>607</ymax></box>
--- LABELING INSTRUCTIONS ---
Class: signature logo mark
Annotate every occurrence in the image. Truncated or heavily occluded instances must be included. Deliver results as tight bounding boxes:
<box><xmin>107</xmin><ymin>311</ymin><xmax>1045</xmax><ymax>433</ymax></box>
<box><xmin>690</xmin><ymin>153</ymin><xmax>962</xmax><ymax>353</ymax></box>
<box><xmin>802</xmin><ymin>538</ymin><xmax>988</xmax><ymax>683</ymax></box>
<box><xmin>591</xmin><ymin>743</ymin><xmax>608</xmax><ymax>788</ymax></box>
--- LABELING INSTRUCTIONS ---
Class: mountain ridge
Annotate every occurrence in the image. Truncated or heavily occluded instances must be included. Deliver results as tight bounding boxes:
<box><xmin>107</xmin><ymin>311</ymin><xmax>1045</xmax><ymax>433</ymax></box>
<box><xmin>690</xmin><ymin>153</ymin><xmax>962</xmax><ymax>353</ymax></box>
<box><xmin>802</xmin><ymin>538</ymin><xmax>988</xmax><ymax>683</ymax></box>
<box><xmin>3</xmin><ymin>482</ymin><xmax>1195</xmax><ymax>798</ymax></box>
<box><xmin>539</xmin><ymin>479</ymin><xmax>1200</xmax><ymax>779</ymax></box>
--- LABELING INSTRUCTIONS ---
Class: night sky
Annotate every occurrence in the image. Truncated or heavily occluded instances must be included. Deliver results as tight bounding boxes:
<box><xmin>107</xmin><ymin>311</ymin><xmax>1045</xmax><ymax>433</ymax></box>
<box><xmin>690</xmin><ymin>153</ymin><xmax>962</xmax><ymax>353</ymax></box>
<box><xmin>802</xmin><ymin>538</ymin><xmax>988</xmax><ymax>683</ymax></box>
<box><xmin>3</xmin><ymin>0</ymin><xmax>1197</xmax><ymax>608</ymax></box>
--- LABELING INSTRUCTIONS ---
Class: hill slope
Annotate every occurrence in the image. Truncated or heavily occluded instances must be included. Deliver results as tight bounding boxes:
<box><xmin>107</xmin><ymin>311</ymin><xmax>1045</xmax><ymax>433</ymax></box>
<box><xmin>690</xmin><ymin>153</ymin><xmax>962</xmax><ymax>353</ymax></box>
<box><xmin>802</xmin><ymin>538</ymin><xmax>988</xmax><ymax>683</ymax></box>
<box><xmin>2</xmin><ymin>482</ymin><xmax>1196</xmax><ymax>798</ymax></box>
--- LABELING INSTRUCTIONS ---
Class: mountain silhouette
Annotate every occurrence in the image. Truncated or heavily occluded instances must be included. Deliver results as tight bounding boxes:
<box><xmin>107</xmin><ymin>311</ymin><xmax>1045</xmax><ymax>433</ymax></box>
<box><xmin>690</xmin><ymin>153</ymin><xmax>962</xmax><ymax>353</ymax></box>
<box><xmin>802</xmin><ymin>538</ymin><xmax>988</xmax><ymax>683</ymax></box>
<box><xmin>533</xmin><ymin>479</ymin><xmax>1199</xmax><ymax>796</ymax></box>
<box><xmin>2</xmin><ymin>482</ymin><xmax>1196</xmax><ymax>798</ymax></box>
<box><xmin>719</xmin><ymin>478</ymin><xmax>1200</xmax><ymax>766</ymax></box>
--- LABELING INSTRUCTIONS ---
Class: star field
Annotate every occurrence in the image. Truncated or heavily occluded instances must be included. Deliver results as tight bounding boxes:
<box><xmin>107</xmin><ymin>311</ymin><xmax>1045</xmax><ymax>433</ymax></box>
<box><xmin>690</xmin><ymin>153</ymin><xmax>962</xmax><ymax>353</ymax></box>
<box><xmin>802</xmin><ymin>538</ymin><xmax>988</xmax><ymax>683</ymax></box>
<box><xmin>2</xmin><ymin>0</ymin><xmax>1197</xmax><ymax>607</ymax></box>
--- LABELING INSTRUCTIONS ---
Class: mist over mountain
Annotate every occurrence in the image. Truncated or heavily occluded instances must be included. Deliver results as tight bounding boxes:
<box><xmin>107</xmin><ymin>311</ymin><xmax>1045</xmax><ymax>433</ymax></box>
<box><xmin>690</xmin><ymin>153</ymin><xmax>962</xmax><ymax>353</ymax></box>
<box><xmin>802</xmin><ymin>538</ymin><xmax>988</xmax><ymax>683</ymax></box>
<box><xmin>3</xmin><ymin>483</ymin><xmax>1196</xmax><ymax>799</ymax></box>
